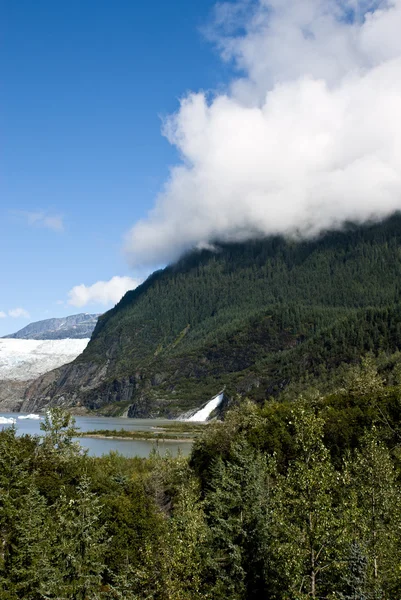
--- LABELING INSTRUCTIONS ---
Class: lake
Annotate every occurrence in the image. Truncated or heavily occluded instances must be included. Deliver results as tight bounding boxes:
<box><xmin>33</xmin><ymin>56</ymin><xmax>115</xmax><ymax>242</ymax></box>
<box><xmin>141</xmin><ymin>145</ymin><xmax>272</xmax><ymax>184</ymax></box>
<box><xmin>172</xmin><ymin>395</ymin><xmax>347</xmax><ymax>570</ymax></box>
<box><xmin>0</xmin><ymin>413</ymin><xmax>192</xmax><ymax>458</ymax></box>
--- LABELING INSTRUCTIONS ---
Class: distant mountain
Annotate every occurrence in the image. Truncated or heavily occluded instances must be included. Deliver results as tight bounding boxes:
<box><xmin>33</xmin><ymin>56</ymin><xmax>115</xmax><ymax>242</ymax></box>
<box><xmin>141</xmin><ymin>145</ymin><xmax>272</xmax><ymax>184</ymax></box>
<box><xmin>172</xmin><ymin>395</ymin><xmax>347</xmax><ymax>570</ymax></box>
<box><xmin>22</xmin><ymin>214</ymin><xmax>401</xmax><ymax>418</ymax></box>
<box><xmin>4</xmin><ymin>313</ymin><xmax>99</xmax><ymax>340</ymax></box>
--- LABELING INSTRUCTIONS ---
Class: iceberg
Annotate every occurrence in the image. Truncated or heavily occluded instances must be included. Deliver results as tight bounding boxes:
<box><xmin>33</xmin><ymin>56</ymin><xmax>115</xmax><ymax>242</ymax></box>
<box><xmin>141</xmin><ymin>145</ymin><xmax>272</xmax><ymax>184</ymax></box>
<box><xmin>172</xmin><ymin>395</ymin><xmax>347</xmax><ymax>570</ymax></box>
<box><xmin>0</xmin><ymin>416</ymin><xmax>16</xmax><ymax>425</ymax></box>
<box><xmin>18</xmin><ymin>414</ymin><xmax>41</xmax><ymax>420</ymax></box>
<box><xmin>187</xmin><ymin>393</ymin><xmax>224</xmax><ymax>422</ymax></box>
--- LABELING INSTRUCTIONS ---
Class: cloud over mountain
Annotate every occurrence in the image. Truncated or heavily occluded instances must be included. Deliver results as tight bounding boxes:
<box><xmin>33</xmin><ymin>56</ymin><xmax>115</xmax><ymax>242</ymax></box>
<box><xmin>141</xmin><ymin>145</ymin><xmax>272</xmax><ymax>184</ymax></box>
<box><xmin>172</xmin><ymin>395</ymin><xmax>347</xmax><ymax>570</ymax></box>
<box><xmin>68</xmin><ymin>276</ymin><xmax>140</xmax><ymax>308</ymax></box>
<box><xmin>125</xmin><ymin>0</ymin><xmax>401</xmax><ymax>266</ymax></box>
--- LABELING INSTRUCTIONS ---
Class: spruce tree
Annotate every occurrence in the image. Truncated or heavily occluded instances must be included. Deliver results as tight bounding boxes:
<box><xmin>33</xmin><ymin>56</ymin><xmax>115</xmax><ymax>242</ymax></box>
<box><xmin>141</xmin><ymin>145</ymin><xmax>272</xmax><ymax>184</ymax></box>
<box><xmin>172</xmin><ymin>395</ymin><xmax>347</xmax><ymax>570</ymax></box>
<box><xmin>0</xmin><ymin>427</ymin><xmax>31</xmax><ymax>596</ymax></box>
<box><xmin>43</xmin><ymin>475</ymin><xmax>107</xmax><ymax>600</ymax></box>
<box><xmin>339</xmin><ymin>542</ymin><xmax>368</xmax><ymax>600</ymax></box>
<box><xmin>1</xmin><ymin>483</ymin><xmax>51</xmax><ymax>600</ymax></box>
<box><xmin>204</xmin><ymin>440</ymin><xmax>271</xmax><ymax>600</ymax></box>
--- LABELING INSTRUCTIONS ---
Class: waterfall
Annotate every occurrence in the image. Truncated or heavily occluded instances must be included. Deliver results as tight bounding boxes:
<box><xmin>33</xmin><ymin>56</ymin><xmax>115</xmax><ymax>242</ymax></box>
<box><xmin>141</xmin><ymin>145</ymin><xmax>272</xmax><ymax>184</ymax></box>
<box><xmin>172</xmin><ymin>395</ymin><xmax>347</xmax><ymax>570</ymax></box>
<box><xmin>186</xmin><ymin>392</ymin><xmax>224</xmax><ymax>422</ymax></box>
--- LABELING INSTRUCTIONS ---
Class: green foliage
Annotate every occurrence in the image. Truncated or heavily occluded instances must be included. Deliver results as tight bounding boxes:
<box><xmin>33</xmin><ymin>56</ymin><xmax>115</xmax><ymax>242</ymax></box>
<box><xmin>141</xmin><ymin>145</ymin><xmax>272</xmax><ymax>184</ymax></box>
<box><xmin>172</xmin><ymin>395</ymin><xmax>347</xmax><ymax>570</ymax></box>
<box><xmin>270</xmin><ymin>409</ymin><xmax>346</xmax><ymax>598</ymax></box>
<box><xmin>39</xmin><ymin>407</ymin><xmax>83</xmax><ymax>459</ymax></box>
<box><xmin>338</xmin><ymin>542</ymin><xmax>369</xmax><ymax>600</ymax></box>
<box><xmin>4</xmin><ymin>377</ymin><xmax>401</xmax><ymax>599</ymax></box>
<box><xmin>43</xmin><ymin>476</ymin><xmax>107</xmax><ymax>600</ymax></box>
<box><xmin>345</xmin><ymin>430</ymin><xmax>401</xmax><ymax>598</ymax></box>
<box><xmin>130</xmin><ymin>480</ymin><xmax>209</xmax><ymax>600</ymax></box>
<box><xmin>1</xmin><ymin>483</ymin><xmax>51</xmax><ymax>600</ymax></box>
<box><xmin>62</xmin><ymin>214</ymin><xmax>401</xmax><ymax>414</ymax></box>
<box><xmin>0</xmin><ymin>428</ymin><xmax>36</xmax><ymax>597</ymax></box>
<box><xmin>203</xmin><ymin>441</ymin><xmax>271</xmax><ymax>599</ymax></box>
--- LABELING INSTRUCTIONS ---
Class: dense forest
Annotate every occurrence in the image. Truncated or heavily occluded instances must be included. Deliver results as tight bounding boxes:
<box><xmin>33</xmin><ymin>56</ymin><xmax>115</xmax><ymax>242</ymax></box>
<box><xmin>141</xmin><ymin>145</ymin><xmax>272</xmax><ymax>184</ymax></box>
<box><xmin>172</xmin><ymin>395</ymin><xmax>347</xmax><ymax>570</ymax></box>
<box><xmin>2</xmin><ymin>353</ymin><xmax>401</xmax><ymax>600</ymax></box>
<box><xmin>25</xmin><ymin>214</ymin><xmax>401</xmax><ymax>416</ymax></box>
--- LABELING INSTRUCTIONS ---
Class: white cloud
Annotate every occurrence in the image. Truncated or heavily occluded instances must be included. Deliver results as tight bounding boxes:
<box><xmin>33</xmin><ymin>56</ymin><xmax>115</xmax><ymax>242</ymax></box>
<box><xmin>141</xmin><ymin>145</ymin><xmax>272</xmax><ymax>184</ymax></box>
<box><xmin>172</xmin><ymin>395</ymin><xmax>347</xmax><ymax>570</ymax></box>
<box><xmin>68</xmin><ymin>276</ymin><xmax>140</xmax><ymax>308</ymax></box>
<box><xmin>8</xmin><ymin>308</ymin><xmax>30</xmax><ymax>319</ymax></box>
<box><xmin>15</xmin><ymin>210</ymin><xmax>64</xmax><ymax>232</ymax></box>
<box><xmin>125</xmin><ymin>0</ymin><xmax>401</xmax><ymax>266</ymax></box>
<box><xmin>0</xmin><ymin>311</ymin><xmax>6</xmax><ymax>318</ymax></box>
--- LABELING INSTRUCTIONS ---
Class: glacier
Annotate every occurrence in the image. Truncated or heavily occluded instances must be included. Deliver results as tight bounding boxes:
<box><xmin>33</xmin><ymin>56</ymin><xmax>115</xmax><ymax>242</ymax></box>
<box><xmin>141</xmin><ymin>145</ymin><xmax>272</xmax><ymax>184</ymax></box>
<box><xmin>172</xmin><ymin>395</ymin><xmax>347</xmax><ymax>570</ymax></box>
<box><xmin>0</xmin><ymin>338</ymin><xmax>89</xmax><ymax>381</ymax></box>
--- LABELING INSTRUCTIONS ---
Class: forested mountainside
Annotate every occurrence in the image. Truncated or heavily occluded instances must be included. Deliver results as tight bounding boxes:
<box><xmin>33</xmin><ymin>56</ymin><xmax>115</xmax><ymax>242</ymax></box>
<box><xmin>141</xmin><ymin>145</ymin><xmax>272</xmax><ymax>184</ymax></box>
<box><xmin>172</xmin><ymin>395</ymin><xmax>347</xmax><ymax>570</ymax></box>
<box><xmin>24</xmin><ymin>214</ymin><xmax>401</xmax><ymax>416</ymax></box>
<box><xmin>4</xmin><ymin>313</ymin><xmax>99</xmax><ymax>340</ymax></box>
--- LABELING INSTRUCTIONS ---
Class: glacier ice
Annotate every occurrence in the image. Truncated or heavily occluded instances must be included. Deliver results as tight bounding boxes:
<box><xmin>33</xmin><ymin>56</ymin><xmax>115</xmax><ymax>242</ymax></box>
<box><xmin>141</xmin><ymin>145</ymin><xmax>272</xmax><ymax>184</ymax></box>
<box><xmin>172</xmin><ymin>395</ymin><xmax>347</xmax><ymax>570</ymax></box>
<box><xmin>0</xmin><ymin>338</ymin><xmax>89</xmax><ymax>382</ymax></box>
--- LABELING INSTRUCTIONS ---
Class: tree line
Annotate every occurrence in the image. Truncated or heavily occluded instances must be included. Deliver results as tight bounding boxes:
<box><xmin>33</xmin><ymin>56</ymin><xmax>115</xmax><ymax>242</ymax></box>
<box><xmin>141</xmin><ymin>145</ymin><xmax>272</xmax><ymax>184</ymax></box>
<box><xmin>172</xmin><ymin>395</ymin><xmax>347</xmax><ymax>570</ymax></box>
<box><xmin>2</xmin><ymin>358</ymin><xmax>401</xmax><ymax>599</ymax></box>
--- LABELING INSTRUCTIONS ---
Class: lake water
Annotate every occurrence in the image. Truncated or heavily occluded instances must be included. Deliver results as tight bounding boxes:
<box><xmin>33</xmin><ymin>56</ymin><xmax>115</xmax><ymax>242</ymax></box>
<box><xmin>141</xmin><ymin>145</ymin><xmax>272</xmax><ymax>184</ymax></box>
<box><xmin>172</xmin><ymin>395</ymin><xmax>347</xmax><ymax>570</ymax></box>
<box><xmin>0</xmin><ymin>413</ymin><xmax>192</xmax><ymax>458</ymax></box>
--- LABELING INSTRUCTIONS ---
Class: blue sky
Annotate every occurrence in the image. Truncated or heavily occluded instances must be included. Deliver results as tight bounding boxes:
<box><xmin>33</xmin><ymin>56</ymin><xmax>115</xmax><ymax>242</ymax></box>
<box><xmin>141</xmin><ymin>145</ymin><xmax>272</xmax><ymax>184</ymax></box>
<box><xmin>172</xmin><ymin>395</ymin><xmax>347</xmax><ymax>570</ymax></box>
<box><xmin>0</xmin><ymin>0</ymin><xmax>229</xmax><ymax>335</ymax></box>
<box><xmin>2</xmin><ymin>0</ymin><xmax>401</xmax><ymax>335</ymax></box>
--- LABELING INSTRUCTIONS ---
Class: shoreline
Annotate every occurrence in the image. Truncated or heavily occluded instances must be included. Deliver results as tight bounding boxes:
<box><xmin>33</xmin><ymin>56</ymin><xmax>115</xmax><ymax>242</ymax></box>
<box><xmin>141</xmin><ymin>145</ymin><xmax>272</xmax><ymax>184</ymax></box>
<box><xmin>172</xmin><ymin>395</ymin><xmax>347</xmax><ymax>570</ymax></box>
<box><xmin>81</xmin><ymin>433</ymin><xmax>194</xmax><ymax>443</ymax></box>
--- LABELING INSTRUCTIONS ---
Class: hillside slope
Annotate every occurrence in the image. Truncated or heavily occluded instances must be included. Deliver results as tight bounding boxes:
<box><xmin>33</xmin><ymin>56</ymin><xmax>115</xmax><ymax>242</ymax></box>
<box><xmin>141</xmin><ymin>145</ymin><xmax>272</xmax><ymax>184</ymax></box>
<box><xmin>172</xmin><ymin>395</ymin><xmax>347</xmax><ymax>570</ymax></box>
<box><xmin>24</xmin><ymin>215</ymin><xmax>401</xmax><ymax>417</ymax></box>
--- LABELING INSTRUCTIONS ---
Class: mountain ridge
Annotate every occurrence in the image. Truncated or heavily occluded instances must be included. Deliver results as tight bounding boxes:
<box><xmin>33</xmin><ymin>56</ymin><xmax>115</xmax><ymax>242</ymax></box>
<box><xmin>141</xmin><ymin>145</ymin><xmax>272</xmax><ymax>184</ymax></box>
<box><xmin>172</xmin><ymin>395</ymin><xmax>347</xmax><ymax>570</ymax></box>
<box><xmin>4</xmin><ymin>313</ymin><xmax>100</xmax><ymax>340</ymax></box>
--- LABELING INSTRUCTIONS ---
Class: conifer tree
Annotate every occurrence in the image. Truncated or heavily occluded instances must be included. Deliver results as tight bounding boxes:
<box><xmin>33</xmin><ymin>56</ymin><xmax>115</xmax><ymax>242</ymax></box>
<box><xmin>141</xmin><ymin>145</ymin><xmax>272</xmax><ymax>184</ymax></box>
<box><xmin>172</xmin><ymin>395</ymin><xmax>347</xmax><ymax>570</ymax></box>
<box><xmin>43</xmin><ymin>475</ymin><xmax>107</xmax><ymax>600</ymax></box>
<box><xmin>338</xmin><ymin>542</ymin><xmax>368</xmax><ymax>600</ymax></box>
<box><xmin>125</xmin><ymin>472</ymin><xmax>209</xmax><ymax>600</ymax></box>
<box><xmin>1</xmin><ymin>483</ymin><xmax>51</xmax><ymax>600</ymax></box>
<box><xmin>0</xmin><ymin>427</ymin><xmax>31</xmax><ymax>594</ymax></box>
<box><xmin>204</xmin><ymin>440</ymin><xmax>271</xmax><ymax>600</ymax></box>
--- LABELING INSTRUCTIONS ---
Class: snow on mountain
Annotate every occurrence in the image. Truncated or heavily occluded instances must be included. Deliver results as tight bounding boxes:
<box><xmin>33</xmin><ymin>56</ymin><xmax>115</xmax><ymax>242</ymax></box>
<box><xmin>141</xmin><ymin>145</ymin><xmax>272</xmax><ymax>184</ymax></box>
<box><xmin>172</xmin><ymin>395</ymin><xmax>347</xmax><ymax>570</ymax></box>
<box><xmin>4</xmin><ymin>313</ymin><xmax>99</xmax><ymax>340</ymax></box>
<box><xmin>0</xmin><ymin>338</ymin><xmax>89</xmax><ymax>382</ymax></box>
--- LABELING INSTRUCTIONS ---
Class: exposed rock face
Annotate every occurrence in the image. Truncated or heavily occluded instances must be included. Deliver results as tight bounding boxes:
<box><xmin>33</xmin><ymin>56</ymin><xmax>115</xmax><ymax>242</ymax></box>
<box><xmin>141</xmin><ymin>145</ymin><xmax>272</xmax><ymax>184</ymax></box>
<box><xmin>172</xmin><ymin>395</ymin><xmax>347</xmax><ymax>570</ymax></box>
<box><xmin>22</xmin><ymin>361</ymin><xmax>107</xmax><ymax>412</ymax></box>
<box><xmin>3</xmin><ymin>313</ymin><xmax>99</xmax><ymax>340</ymax></box>
<box><xmin>0</xmin><ymin>380</ymin><xmax>30</xmax><ymax>412</ymax></box>
<box><xmin>22</xmin><ymin>362</ymin><xmax>186</xmax><ymax>418</ymax></box>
